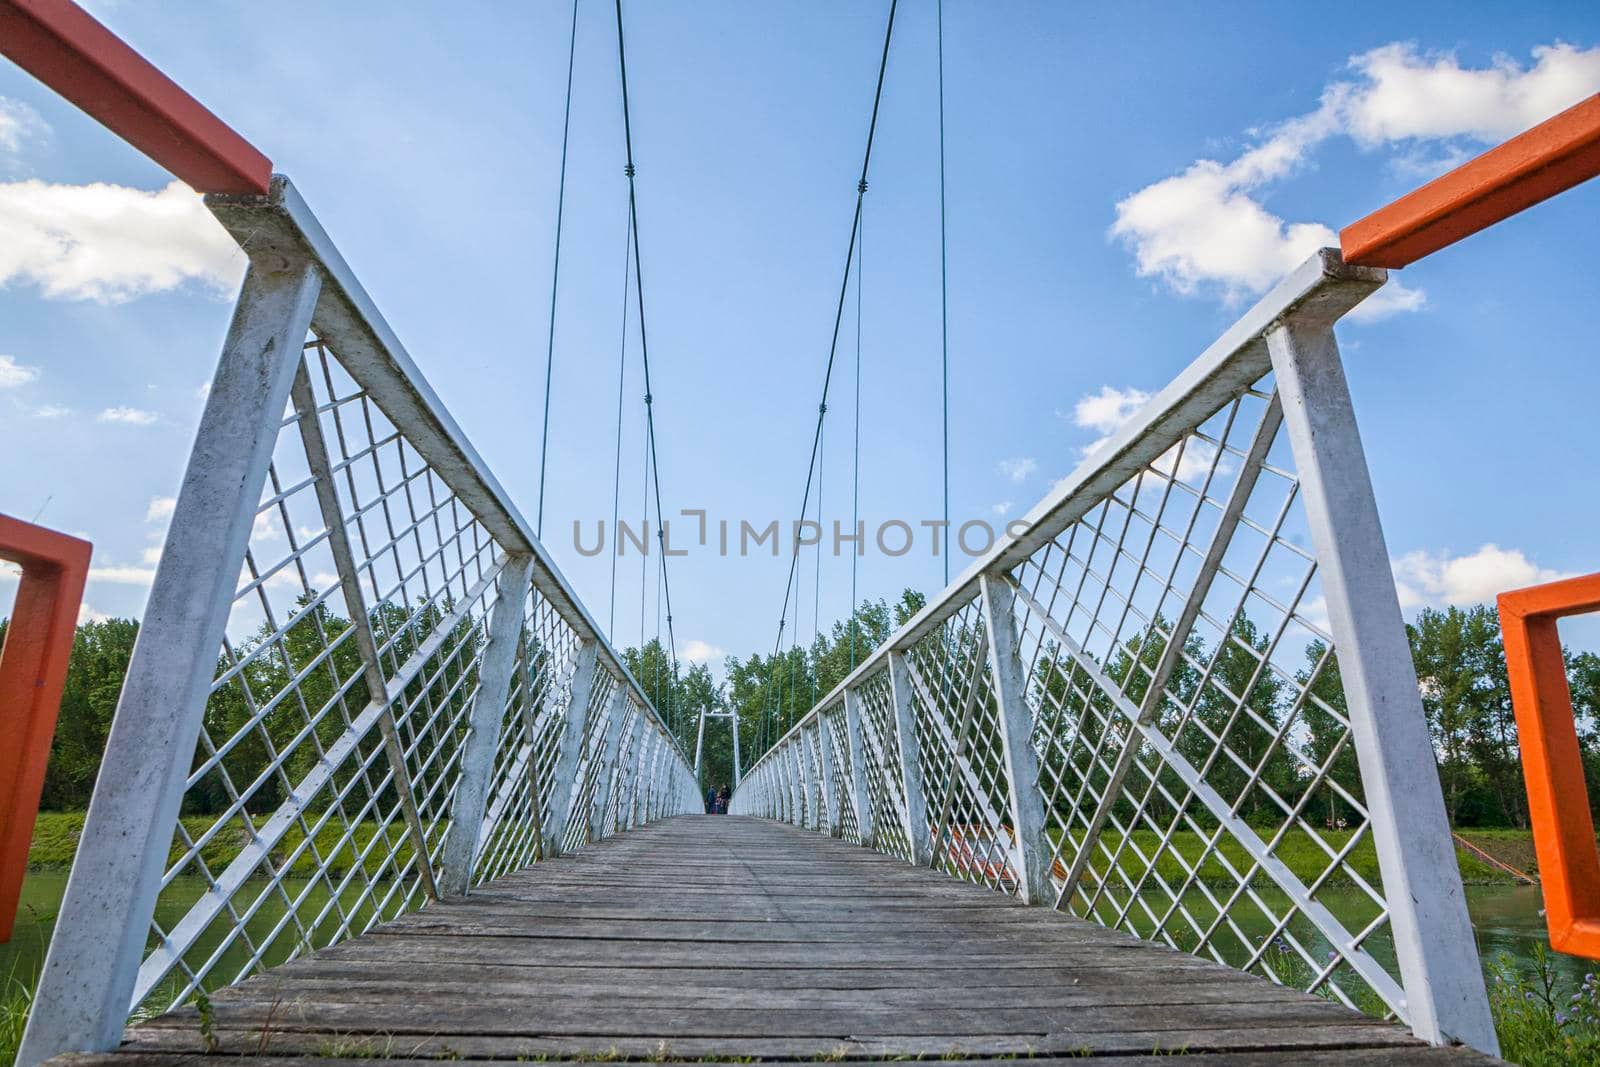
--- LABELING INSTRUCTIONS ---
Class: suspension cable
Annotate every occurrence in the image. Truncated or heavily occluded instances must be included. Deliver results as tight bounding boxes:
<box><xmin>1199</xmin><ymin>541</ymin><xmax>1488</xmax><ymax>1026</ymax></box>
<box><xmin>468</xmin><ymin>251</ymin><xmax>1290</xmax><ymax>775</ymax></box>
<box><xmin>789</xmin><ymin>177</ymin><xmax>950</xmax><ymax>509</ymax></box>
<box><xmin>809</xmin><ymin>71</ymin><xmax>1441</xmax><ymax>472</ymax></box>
<box><xmin>850</xmin><ymin>212</ymin><xmax>863</xmax><ymax>670</ymax></box>
<box><xmin>537</xmin><ymin>0</ymin><xmax>580</xmax><ymax>539</ymax></box>
<box><xmin>608</xmin><ymin>212</ymin><xmax>634</xmax><ymax>636</ymax></box>
<box><xmin>937</xmin><ymin>0</ymin><xmax>950</xmax><ymax>586</ymax></box>
<box><xmin>615</xmin><ymin>0</ymin><xmax>682</xmax><ymax>690</ymax></box>
<box><xmin>759</xmin><ymin>0</ymin><xmax>898</xmax><ymax>755</ymax></box>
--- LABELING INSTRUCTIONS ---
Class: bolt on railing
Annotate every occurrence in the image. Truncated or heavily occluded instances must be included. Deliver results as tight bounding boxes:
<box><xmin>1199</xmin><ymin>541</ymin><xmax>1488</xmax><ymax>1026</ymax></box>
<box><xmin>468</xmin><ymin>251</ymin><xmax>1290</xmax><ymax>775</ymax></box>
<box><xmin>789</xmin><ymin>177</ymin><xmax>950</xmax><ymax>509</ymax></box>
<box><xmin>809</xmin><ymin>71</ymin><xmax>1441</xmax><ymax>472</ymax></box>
<box><xmin>732</xmin><ymin>249</ymin><xmax>1500</xmax><ymax>1057</ymax></box>
<box><xmin>18</xmin><ymin>176</ymin><xmax>700</xmax><ymax>1067</ymax></box>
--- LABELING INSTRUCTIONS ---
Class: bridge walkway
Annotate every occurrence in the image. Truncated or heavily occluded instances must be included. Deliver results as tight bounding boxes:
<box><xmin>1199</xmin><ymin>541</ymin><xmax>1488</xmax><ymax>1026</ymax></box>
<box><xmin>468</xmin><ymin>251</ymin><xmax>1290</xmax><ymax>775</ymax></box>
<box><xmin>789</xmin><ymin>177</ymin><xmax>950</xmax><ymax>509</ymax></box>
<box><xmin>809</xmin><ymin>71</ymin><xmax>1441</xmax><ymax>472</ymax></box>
<box><xmin>63</xmin><ymin>816</ymin><xmax>1497</xmax><ymax>1065</ymax></box>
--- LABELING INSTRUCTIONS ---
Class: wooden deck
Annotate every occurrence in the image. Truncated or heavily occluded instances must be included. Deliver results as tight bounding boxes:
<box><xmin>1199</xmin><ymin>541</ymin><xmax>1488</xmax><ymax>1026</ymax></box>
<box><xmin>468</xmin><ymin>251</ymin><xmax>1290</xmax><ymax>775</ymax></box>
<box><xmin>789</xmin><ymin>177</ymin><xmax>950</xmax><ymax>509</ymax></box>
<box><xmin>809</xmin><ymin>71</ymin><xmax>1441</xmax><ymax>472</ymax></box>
<box><xmin>70</xmin><ymin>816</ymin><xmax>1498</xmax><ymax>1064</ymax></box>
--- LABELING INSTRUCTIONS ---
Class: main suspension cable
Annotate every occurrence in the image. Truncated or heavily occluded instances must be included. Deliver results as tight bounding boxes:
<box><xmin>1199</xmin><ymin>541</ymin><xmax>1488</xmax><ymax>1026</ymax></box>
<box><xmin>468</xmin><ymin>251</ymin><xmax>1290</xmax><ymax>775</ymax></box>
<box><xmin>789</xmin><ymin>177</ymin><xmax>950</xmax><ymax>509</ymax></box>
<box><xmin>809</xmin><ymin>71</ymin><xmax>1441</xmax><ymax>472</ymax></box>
<box><xmin>937</xmin><ymin>0</ymin><xmax>950</xmax><ymax>586</ymax></box>
<box><xmin>615</xmin><ymin>0</ymin><xmax>682</xmax><ymax>693</ymax></box>
<box><xmin>536</xmin><ymin>0</ymin><xmax>580</xmax><ymax>539</ymax></box>
<box><xmin>759</xmin><ymin>0</ymin><xmax>898</xmax><ymax>754</ymax></box>
<box><xmin>608</xmin><ymin>212</ymin><xmax>634</xmax><ymax>636</ymax></box>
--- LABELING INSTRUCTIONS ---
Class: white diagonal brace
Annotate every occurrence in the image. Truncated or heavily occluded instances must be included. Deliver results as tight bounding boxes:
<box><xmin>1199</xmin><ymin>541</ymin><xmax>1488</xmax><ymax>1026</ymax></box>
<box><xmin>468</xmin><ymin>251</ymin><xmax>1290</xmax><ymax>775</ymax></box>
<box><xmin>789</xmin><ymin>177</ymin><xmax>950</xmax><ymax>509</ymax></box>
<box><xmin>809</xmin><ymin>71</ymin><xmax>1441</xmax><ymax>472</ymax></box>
<box><xmin>288</xmin><ymin>361</ymin><xmax>440</xmax><ymax>905</ymax></box>
<box><xmin>1055</xmin><ymin>394</ymin><xmax>1285</xmax><ymax>907</ymax></box>
<box><xmin>438</xmin><ymin>554</ymin><xmax>534</xmax><ymax>894</ymax></box>
<box><xmin>902</xmin><ymin>648</ymin><xmax>1009</xmax><ymax>851</ymax></box>
<box><xmin>1026</xmin><ymin>587</ymin><xmax>1409</xmax><ymax>1015</ymax></box>
<box><xmin>1267</xmin><ymin>320</ymin><xmax>1496</xmax><ymax>1054</ymax></box>
<box><xmin>978</xmin><ymin>573</ymin><xmax>1052</xmax><ymax>905</ymax></box>
<box><xmin>19</xmin><ymin>262</ymin><xmax>322</xmax><ymax>1067</ymax></box>
<box><xmin>130</xmin><ymin>560</ymin><xmax>499</xmax><ymax>1006</ymax></box>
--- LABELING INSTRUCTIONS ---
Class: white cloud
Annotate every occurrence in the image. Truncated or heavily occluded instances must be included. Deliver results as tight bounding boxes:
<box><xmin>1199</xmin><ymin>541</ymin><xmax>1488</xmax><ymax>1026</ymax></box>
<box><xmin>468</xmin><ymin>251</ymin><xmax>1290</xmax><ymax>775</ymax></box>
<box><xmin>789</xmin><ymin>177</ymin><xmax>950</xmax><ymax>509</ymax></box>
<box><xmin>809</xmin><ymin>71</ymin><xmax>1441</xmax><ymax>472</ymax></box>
<box><xmin>1074</xmin><ymin>386</ymin><xmax>1150</xmax><ymax>434</ymax></box>
<box><xmin>998</xmin><ymin>457</ymin><xmax>1037</xmax><ymax>483</ymax></box>
<box><xmin>1392</xmin><ymin>543</ymin><xmax>1575</xmax><ymax>610</ymax></box>
<box><xmin>0</xmin><ymin>98</ymin><xmax>46</xmax><ymax>156</ymax></box>
<box><xmin>98</xmin><ymin>406</ymin><xmax>158</xmax><ymax>425</ymax></box>
<box><xmin>89</xmin><ymin>564</ymin><xmax>157</xmax><ymax>586</ymax></box>
<box><xmin>141</xmin><ymin>545</ymin><xmax>163</xmax><ymax>566</ymax></box>
<box><xmin>681</xmin><ymin>639</ymin><xmax>725</xmax><ymax>664</ymax></box>
<box><xmin>1071</xmin><ymin>384</ymin><xmax>1219</xmax><ymax>485</ymax></box>
<box><xmin>0</xmin><ymin>179</ymin><xmax>244</xmax><ymax>302</ymax></box>
<box><xmin>33</xmin><ymin>403</ymin><xmax>69</xmax><ymax>418</ymax></box>
<box><xmin>146</xmin><ymin>496</ymin><xmax>177</xmax><ymax>523</ymax></box>
<box><xmin>1112</xmin><ymin>42</ymin><xmax>1600</xmax><ymax>318</ymax></box>
<box><xmin>252</xmin><ymin>511</ymin><xmax>281</xmax><ymax>541</ymax></box>
<box><xmin>0</xmin><ymin>354</ymin><xmax>39</xmax><ymax>388</ymax></box>
<box><xmin>991</xmin><ymin>501</ymin><xmax>1013</xmax><ymax>517</ymax></box>
<box><xmin>1342</xmin><ymin>43</ymin><xmax>1600</xmax><ymax>147</ymax></box>
<box><xmin>77</xmin><ymin>602</ymin><xmax>112</xmax><ymax>625</ymax></box>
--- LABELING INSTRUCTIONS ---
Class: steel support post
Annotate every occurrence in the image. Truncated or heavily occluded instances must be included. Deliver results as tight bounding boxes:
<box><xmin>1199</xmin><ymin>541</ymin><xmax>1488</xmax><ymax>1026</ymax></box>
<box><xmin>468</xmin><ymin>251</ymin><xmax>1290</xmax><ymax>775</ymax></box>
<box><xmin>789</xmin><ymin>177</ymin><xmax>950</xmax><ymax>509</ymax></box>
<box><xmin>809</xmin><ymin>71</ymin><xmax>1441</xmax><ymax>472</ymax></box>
<box><xmin>731</xmin><ymin>708</ymin><xmax>743</xmax><ymax>786</ymax></box>
<box><xmin>842</xmin><ymin>689</ymin><xmax>876</xmax><ymax>847</ymax></box>
<box><xmin>19</xmin><ymin>262</ymin><xmax>321</xmax><ymax>1067</ymax></box>
<box><xmin>693</xmin><ymin>706</ymin><xmax>707</xmax><ymax>780</ymax></box>
<box><xmin>546</xmin><ymin>641</ymin><xmax>600</xmax><ymax>854</ymax></box>
<box><xmin>437</xmin><ymin>554</ymin><xmax>534</xmax><ymax>895</ymax></box>
<box><xmin>1267</xmin><ymin>321</ymin><xmax>1497</xmax><ymax>1054</ymax></box>
<box><xmin>977</xmin><ymin>573</ymin><xmax>1052</xmax><ymax>905</ymax></box>
<box><xmin>887</xmin><ymin>652</ymin><xmax>933</xmax><ymax>865</ymax></box>
<box><xmin>587</xmin><ymin>687</ymin><xmax>631</xmax><ymax>839</ymax></box>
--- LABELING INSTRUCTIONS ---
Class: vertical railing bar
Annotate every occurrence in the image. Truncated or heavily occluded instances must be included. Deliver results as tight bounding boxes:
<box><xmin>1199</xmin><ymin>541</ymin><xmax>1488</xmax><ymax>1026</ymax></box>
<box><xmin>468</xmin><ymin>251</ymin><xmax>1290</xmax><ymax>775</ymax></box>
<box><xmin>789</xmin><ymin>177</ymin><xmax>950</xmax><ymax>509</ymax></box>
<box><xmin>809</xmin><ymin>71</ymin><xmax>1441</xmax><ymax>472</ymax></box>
<box><xmin>1266</xmin><ymin>320</ymin><xmax>1496</xmax><ymax>1054</ymax></box>
<box><xmin>18</xmin><ymin>262</ymin><xmax>322</xmax><ymax>1067</ymax></box>
<box><xmin>438</xmin><ymin>554</ymin><xmax>534</xmax><ymax>894</ymax></box>
<box><xmin>977</xmin><ymin>573</ymin><xmax>1052</xmax><ymax>905</ymax></box>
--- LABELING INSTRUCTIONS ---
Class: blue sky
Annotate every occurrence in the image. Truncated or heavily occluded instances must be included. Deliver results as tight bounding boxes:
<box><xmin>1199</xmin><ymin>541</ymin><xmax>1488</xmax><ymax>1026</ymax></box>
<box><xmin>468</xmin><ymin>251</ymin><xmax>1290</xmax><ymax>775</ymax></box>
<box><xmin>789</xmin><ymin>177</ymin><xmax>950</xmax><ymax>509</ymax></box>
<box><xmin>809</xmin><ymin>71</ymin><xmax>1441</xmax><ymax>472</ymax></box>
<box><xmin>2</xmin><ymin>1</ymin><xmax>1598</xmax><ymax>670</ymax></box>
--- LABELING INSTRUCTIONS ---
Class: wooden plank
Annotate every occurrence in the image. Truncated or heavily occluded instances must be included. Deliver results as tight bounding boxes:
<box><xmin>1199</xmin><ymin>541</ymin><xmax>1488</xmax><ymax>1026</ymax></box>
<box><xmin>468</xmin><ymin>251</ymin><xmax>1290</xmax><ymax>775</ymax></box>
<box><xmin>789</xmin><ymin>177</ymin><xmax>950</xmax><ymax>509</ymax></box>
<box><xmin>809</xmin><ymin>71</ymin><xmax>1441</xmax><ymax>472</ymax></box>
<box><xmin>78</xmin><ymin>815</ymin><xmax>1494</xmax><ymax>1066</ymax></box>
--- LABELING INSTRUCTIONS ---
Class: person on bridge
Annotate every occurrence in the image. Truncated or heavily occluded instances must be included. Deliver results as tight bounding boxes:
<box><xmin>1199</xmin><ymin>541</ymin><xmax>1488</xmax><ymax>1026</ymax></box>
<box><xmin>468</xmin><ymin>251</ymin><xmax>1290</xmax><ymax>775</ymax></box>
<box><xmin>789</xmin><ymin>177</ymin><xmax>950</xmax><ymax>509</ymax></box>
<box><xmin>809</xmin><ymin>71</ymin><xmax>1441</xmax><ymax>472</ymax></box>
<box><xmin>704</xmin><ymin>787</ymin><xmax>716</xmax><ymax>814</ymax></box>
<box><xmin>715</xmin><ymin>785</ymin><xmax>730</xmax><ymax>814</ymax></box>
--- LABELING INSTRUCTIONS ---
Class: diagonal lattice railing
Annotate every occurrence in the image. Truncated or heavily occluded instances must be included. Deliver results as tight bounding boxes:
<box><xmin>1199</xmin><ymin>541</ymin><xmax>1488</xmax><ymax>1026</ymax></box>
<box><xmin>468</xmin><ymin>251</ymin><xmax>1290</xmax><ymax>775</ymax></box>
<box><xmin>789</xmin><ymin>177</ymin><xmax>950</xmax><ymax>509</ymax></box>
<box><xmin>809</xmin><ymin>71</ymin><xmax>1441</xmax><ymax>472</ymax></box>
<box><xmin>732</xmin><ymin>249</ymin><xmax>1499</xmax><ymax>1056</ymax></box>
<box><xmin>20</xmin><ymin>177</ymin><xmax>699</xmax><ymax>1066</ymax></box>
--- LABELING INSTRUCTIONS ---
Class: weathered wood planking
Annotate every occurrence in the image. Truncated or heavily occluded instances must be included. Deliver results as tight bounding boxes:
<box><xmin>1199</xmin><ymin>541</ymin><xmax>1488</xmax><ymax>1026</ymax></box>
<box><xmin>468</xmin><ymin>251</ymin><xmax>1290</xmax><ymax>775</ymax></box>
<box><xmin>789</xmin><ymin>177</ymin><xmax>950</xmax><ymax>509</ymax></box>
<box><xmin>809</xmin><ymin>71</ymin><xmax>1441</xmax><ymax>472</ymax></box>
<box><xmin>71</xmin><ymin>816</ymin><xmax>1499</xmax><ymax>1064</ymax></box>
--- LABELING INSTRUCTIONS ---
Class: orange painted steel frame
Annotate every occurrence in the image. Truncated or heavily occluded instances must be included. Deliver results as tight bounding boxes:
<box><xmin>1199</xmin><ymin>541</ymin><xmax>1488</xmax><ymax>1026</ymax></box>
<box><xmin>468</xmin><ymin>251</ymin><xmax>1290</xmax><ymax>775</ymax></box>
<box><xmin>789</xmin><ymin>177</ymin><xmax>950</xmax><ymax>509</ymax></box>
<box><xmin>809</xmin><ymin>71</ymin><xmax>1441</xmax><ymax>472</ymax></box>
<box><xmin>0</xmin><ymin>0</ymin><xmax>270</xmax><ymax>195</ymax></box>
<box><xmin>0</xmin><ymin>514</ymin><xmax>91</xmax><ymax>943</ymax></box>
<box><xmin>1498</xmin><ymin>573</ymin><xmax>1600</xmax><ymax>960</ymax></box>
<box><xmin>1343</xmin><ymin>93</ymin><xmax>1600</xmax><ymax>268</ymax></box>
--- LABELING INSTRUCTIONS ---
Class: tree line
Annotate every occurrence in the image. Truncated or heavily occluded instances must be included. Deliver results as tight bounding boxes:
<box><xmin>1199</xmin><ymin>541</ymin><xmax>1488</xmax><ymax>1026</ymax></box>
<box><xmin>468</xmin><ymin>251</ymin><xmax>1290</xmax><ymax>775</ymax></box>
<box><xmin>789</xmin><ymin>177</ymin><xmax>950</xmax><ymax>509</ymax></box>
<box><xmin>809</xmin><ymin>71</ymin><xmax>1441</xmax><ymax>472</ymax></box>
<box><xmin>8</xmin><ymin>597</ymin><xmax>1600</xmax><ymax>828</ymax></box>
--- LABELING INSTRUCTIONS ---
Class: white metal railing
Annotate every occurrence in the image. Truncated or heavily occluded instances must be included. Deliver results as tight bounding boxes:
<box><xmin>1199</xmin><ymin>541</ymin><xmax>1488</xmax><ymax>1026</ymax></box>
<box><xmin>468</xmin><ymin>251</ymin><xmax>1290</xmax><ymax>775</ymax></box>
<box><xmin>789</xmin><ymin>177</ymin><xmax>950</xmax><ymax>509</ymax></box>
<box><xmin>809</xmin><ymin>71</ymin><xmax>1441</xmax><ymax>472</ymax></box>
<box><xmin>732</xmin><ymin>250</ymin><xmax>1499</xmax><ymax>1056</ymax></box>
<box><xmin>19</xmin><ymin>177</ymin><xmax>699</xmax><ymax>1067</ymax></box>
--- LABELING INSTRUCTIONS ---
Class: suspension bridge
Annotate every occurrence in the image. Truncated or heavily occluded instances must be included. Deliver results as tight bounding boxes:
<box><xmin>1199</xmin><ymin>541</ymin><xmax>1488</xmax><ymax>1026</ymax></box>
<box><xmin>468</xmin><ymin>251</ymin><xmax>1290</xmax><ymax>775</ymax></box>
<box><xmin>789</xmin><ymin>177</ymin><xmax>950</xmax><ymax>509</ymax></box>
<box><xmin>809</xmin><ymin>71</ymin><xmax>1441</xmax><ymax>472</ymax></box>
<box><xmin>3</xmin><ymin>3</ymin><xmax>1599</xmax><ymax>1065</ymax></box>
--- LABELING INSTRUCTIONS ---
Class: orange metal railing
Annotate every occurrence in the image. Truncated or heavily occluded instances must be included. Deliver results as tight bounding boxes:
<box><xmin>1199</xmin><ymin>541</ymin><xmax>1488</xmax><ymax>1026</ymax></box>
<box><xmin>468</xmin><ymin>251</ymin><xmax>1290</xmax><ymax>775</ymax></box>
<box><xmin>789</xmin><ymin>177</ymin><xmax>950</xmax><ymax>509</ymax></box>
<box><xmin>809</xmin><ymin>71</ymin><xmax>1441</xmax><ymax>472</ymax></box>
<box><xmin>1498</xmin><ymin>574</ymin><xmax>1600</xmax><ymax>960</ymax></box>
<box><xmin>1342</xmin><ymin>93</ymin><xmax>1600</xmax><ymax>268</ymax></box>
<box><xmin>0</xmin><ymin>514</ymin><xmax>90</xmax><ymax>942</ymax></box>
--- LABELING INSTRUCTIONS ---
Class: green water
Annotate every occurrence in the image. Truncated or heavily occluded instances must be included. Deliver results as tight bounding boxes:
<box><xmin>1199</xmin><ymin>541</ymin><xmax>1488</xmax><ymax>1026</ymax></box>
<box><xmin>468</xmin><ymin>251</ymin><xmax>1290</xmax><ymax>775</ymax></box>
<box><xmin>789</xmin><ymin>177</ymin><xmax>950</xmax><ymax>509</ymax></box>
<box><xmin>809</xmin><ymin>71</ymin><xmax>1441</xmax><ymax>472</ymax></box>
<box><xmin>1</xmin><ymin>872</ymin><xmax>1589</xmax><ymax>1002</ymax></box>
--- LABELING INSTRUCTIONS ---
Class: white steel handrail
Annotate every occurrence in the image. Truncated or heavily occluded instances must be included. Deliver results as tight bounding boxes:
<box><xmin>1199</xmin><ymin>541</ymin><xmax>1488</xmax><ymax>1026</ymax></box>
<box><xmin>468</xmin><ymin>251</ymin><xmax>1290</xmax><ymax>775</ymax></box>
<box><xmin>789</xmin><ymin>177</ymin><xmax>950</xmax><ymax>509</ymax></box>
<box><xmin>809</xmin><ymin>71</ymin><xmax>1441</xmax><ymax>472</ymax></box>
<box><xmin>19</xmin><ymin>176</ymin><xmax>699</xmax><ymax>1067</ymax></box>
<box><xmin>732</xmin><ymin>249</ymin><xmax>1499</xmax><ymax>1056</ymax></box>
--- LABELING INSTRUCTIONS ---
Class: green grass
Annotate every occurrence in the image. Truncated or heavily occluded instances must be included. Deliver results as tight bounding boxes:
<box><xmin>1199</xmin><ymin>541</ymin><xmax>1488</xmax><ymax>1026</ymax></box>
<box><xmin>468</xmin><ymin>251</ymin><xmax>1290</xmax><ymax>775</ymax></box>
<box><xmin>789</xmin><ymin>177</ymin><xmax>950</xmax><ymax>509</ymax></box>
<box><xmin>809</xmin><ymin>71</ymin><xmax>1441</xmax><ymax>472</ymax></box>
<box><xmin>31</xmin><ymin>810</ymin><xmax>1532</xmax><ymax>889</ymax></box>
<box><xmin>1488</xmin><ymin>943</ymin><xmax>1600</xmax><ymax>1066</ymax></box>
<box><xmin>28</xmin><ymin>812</ymin><xmax>417</xmax><ymax>881</ymax></box>
<box><xmin>1048</xmin><ymin>824</ymin><xmax>1514</xmax><ymax>889</ymax></box>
